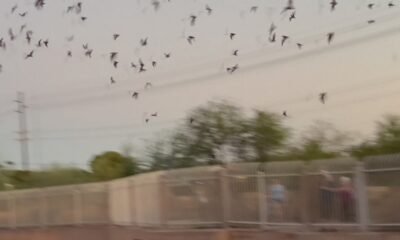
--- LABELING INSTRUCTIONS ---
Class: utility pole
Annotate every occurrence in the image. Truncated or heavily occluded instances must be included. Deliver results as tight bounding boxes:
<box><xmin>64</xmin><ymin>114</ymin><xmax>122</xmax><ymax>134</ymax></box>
<box><xmin>15</xmin><ymin>92</ymin><xmax>30</xmax><ymax>170</ymax></box>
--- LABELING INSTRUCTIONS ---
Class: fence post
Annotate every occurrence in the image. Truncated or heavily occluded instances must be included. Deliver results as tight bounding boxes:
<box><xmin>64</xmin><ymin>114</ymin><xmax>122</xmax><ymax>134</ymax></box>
<box><xmin>8</xmin><ymin>192</ymin><xmax>17</xmax><ymax>229</ymax></box>
<box><xmin>300</xmin><ymin>165</ymin><xmax>310</xmax><ymax>228</ymax></box>
<box><xmin>125</xmin><ymin>180</ymin><xmax>132</xmax><ymax>226</ymax></box>
<box><xmin>73</xmin><ymin>187</ymin><xmax>83</xmax><ymax>225</ymax></box>
<box><xmin>257</xmin><ymin>171</ymin><xmax>268</xmax><ymax>229</ymax></box>
<box><xmin>355</xmin><ymin>162</ymin><xmax>369</xmax><ymax>231</ymax></box>
<box><xmin>159</xmin><ymin>174</ymin><xmax>167</xmax><ymax>228</ymax></box>
<box><xmin>129</xmin><ymin>179</ymin><xmax>136</xmax><ymax>226</ymax></box>
<box><xmin>41</xmin><ymin>189</ymin><xmax>48</xmax><ymax>228</ymax></box>
<box><xmin>106</xmin><ymin>182</ymin><xmax>112</xmax><ymax>226</ymax></box>
<box><xmin>220</xmin><ymin>168</ymin><xmax>230</xmax><ymax>227</ymax></box>
<box><xmin>134</xmin><ymin>182</ymin><xmax>141</xmax><ymax>227</ymax></box>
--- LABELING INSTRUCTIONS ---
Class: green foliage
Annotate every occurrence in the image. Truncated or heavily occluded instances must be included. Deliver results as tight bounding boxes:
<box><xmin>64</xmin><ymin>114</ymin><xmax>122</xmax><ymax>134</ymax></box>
<box><xmin>0</xmin><ymin>150</ymin><xmax>140</xmax><ymax>191</ymax></box>
<box><xmin>247</xmin><ymin>111</ymin><xmax>289</xmax><ymax>162</ymax></box>
<box><xmin>279</xmin><ymin>121</ymin><xmax>350</xmax><ymax>161</ymax></box>
<box><xmin>146</xmin><ymin>139</ymin><xmax>173</xmax><ymax>171</ymax></box>
<box><xmin>0</xmin><ymin>167</ymin><xmax>94</xmax><ymax>190</ymax></box>
<box><xmin>90</xmin><ymin>151</ymin><xmax>138</xmax><ymax>180</ymax></box>
<box><xmin>375</xmin><ymin>115</ymin><xmax>400</xmax><ymax>153</ymax></box>
<box><xmin>349</xmin><ymin>142</ymin><xmax>378</xmax><ymax>159</ymax></box>
<box><xmin>35</xmin><ymin>168</ymin><xmax>93</xmax><ymax>187</ymax></box>
<box><xmin>284</xmin><ymin>142</ymin><xmax>339</xmax><ymax>162</ymax></box>
<box><xmin>183</xmin><ymin>101</ymin><xmax>245</xmax><ymax>163</ymax></box>
<box><xmin>148</xmin><ymin>101</ymin><xmax>288</xmax><ymax>170</ymax></box>
<box><xmin>351</xmin><ymin>115</ymin><xmax>400</xmax><ymax>158</ymax></box>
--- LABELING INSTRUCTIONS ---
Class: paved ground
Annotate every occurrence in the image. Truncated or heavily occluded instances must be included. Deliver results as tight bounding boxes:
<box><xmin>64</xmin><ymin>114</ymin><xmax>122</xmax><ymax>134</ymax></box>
<box><xmin>0</xmin><ymin>226</ymin><xmax>399</xmax><ymax>240</ymax></box>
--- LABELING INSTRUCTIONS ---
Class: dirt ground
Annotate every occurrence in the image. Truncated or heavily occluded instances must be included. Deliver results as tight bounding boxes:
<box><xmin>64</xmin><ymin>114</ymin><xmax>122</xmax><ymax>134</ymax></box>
<box><xmin>0</xmin><ymin>226</ymin><xmax>399</xmax><ymax>240</ymax></box>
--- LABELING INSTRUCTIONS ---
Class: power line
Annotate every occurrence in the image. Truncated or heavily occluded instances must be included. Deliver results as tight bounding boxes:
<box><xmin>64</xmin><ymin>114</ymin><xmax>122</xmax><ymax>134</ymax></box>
<box><xmin>0</xmin><ymin>133</ymin><xmax>14</xmax><ymax>138</ymax></box>
<box><xmin>29</xmin><ymin>19</ymin><xmax>400</xmax><ymax>110</ymax></box>
<box><xmin>10</xmin><ymin>162</ymin><xmax>90</xmax><ymax>171</ymax></box>
<box><xmin>0</xmin><ymin>109</ymin><xmax>14</xmax><ymax>119</ymax></box>
<box><xmin>31</xmin><ymin>118</ymin><xmax>180</xmax><ymax>135</ymax></box>
<box><xmin>23</xmin><ymin>70</ymin><xmax>400</xmax><ymax>140</ymax></box>
<box><xmin>30</xmin><ymin>127</ymin><xmax>173</xmax><ymax>141</ymax></box>
<box><xmin>26</xmin><ymin>6</ymin><xmax>400</xmax><ymax>103</ymax></box>
<box><xmin>27</xmin><ymin>85</ymin><xmax>400</xmax><ymax>141</ymax></box>
<box><xmin>0</xmin><ymin>94</ymin><xmax>16</xmax><ymax>108</ymax></box>
<box><xmin>3</xmin><ymin>3</ymin><xmax>400</xmax><ymax>144</ymax></box>
<box><xmin>265</xmin><ymin>74</ymin><xmax>400</xmax><ymax>110</ymax></box>
<box><xmin>283</xmin><ymin>87</ymin><xmax>400</xmax><ymax>124</ymax></box>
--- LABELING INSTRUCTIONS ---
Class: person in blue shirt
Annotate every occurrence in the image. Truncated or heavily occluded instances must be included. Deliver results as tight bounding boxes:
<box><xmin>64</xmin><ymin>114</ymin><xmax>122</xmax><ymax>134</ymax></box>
<box><xmin>270</xmin><ymin>179</ymin><xmax>286</xmax><ymax>221</ymax></box>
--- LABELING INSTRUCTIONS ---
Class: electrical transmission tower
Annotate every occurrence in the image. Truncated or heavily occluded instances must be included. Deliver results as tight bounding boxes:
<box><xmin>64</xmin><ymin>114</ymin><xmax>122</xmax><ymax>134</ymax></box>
<box><xmin>15</xmin><ymin>92</ymin><xmax>30</xmax><ymax>170</ymax></box>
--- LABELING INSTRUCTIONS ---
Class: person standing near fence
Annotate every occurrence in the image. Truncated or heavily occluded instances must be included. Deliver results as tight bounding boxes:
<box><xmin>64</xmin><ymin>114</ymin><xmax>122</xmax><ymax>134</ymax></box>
<box><xmin>320</xmin><ymin>170</ymin><xmax>336</xmax><ymax>222</ymax></box>
<box><xmin>270</xmin><ymin>179</ymin><xmax>286</xmax><ymax>222</ymax></box>
<box><xmin>338</xmin><ymin>176</ymin><xmax>354</xmax><ymax>222</ymax></box>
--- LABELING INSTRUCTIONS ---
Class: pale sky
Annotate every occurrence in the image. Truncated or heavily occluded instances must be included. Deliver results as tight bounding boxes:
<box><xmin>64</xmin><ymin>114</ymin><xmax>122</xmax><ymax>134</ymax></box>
<box><xmin>1</xmin><ymin>0</ymin><xmax>400</xmax><ymax>169</ymax></box>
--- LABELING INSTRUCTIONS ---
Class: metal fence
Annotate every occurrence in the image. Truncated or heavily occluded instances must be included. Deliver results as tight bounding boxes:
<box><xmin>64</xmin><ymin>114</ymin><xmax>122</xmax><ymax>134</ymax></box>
<box><xmin>364</xmin><ymin>154</ymin><xmax>400</xmax><ymax>227</ymax></box>
<box><xmin>0</xmin><ymin>155</ymin><xmax>399</xmax><ymax>230</ymax></box>
<box><xmin>0</xmin><ymin>182</ymin><xmax>108</xmax><ymax>228</ymax></box>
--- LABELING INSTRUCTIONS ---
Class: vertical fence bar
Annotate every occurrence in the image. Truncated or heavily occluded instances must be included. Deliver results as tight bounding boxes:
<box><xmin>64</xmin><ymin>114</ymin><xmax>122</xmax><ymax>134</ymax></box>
<box><xmin>129</xmin><ymin>179</ymin><xmax>136</xmax><ymax>226</ymax></box>
<box><xmin>124</xmin><ymin>178</ymin><xmax>133</xmax><ymax>226</ymax></box>
<box><xmin>107</xmin><ymin>183</ymin><xmax>114</xmax><ymax>225</ymax></box>
<box><xmin>73</xmin><ymin>188</ymin><xmax>82</xmax><ymax>225</ymax></box>
<box><xmin>258</xmin><ymin>171</ymin><xmax>268</xmax><ymax>229</ymax></box>
<box><xmin>106</xmin><ymin>183</ymin><xmax>112</xmax><ymax>226</ymax></box>
<box><xmin>220</xmin><ymin>168</ymin><xmax>230</xmax><ymax>227</ymax></box>
<box><xmin>8</xmin><ymin>192</ymin><xmax>16</xmax><ymax>229</ymax></box>
<box><xmin>134</xmin><ymin>182</ymin><xmax>141</xmax><ymax>227</ymax></box>
<box><xmin>300</xmin><ymin>167</ymin><xmax>309</xmax><ymax>228</ymax></box>
<box><xmin>125</xmin><ymin>180</ymin><xmax>133</xmax><ymax>226</ymax></box>
<box><xmin>41</xmin><ymin>189</ymin><xmax>48</xmax><ymax>228</ymax></box>
<box><xmin>158</xmin><ymin>175</ymin><xmax>166</xmax><ymax>228</ymax></box>
<box><xmin>355</xmin><ymin>162</ymin><xmax>369</xmax><ymax>231</ymax></box>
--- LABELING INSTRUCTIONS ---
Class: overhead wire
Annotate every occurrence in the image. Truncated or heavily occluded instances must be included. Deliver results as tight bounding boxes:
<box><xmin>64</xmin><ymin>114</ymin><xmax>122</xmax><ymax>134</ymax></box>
<box><xmin>1</xmin><ymin>0</ymin><xmax>398</xmax><ymax>143</ymax></box>
<box><xmin>24</xmin><ymin>20</ymin><xmax>400</xmax><ymax>139</ymax></box>
<box><xmin>30</xmin><ymin>88</ymin><xmax>400</xmax><ymax>141</ymax></box>
<box><xmin>30</xmin><ymin>117</ymin><xmax>180</xmax><ymax>135</ymax></box>
<box><xmin>287</xmin><ymin>86</ymin><xmax>400</xmax><ymax>119</ymax></box>
<box><xmin>27</xmin><ymin>6</ymin><xmax>400</xmax><ymax>106</ymax></box>
<box><xmin>27</xmin><ymin>71</ymin><xmax>400</xmax><ymax>136</ymax></box>
<box><xmin>29</xmin><ymin>20</ymin><xmax>400</xmax><ymax>110</ymax></box>
<box><xmin>0</xmin><ymin>109</ymin><xmax>14</xmax><ymax>120</ymax></box>
<box><xmin>27</xmin><ymin>76</ymin><xmax>400</xmax><ymax>141</ymax></box>
<box><xmin>264</xmin><ymin>74</ymin><xmax>400</xmax><ymax>110</ymax></box>
<box><xmin>30</xmin><ymin>124</ymin><xmax>175</xmax><ymax>141</ymax></box>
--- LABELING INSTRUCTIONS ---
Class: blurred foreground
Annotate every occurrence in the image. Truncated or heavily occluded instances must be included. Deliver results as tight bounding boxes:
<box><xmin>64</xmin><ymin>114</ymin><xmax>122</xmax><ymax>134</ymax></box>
<box><xmin>0</xmin><ymin>154</ymin><xmax>399</xmax><ymax>231</ymax></box>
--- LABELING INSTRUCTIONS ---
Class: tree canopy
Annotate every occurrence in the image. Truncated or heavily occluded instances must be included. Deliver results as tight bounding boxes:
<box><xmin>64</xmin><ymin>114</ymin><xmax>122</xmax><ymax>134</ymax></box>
<box><xmin>281</xmin><ymin>121</ymin><xmax>352</xmax><ymax>161</ymax></box>
<box><xmin>90</xmin><ymin>151</ymin><xmax>138</xmax><ymax>180</ymax></box>
<box><xmin>147</xmin><ymin>101</ymin><xmax>289</xmax><ymax>170</ymax></box>
<box><xmin>351</xmin><ymin>115</ymin><xmax>400</xmax><ymax>158</ymax></box>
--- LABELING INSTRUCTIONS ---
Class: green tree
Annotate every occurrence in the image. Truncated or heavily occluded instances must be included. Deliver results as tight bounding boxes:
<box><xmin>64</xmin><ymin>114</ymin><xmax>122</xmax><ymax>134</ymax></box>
<box><xmin>147</xmin><ymin>101</ymin><xmax>289</xmax><ymax>169</ymax></box>
<box><xmin>375</xmin><ymin>115</ymin><xmax>400</xmax><ymax>153</ymax></box>
<box><xmin>350</xmin><ymin>141</ymin><xmax>378</xmax><ymax>159</ymax></box>
<box><xmin>147</xmin><ymin>138</ymin><xmax>177</xmax><ymax>170</ymax></box>
<box><xmin>282</xmin><ymin>121</ymin><xmax>351</xmax><ymax>161</ymax></box>
<box><xmin>183</xmin><ymin>101</ymin><xmax>246</xmax><ymax>163</ymax></box>
<box><xmin>0</xmin><ymin>161</ymin><xmax>16</xmax><ymax>190</ymax></box>
<box><xmin>120</xmin><ymin>142</ymin><xmax>148</xmax><ymax>173</ymax></box>
<box><xmin>247</xmin><ymin>111</ymin><xmax>289</xmax><ymax>162</ymax></box>
<box><xmin>90</xmin><ymin>151</ymin><xmax>138</xmax><ymax>180</ymax></box>
<box><xmin>351</xmin><ymin>115</ymin><xmax>400</xmax><ymax>158</ymax></box>
<box><xmin>0</xmin><ymin>165</ymin><xmax>97</xmax><ymax>191</ymax></box>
